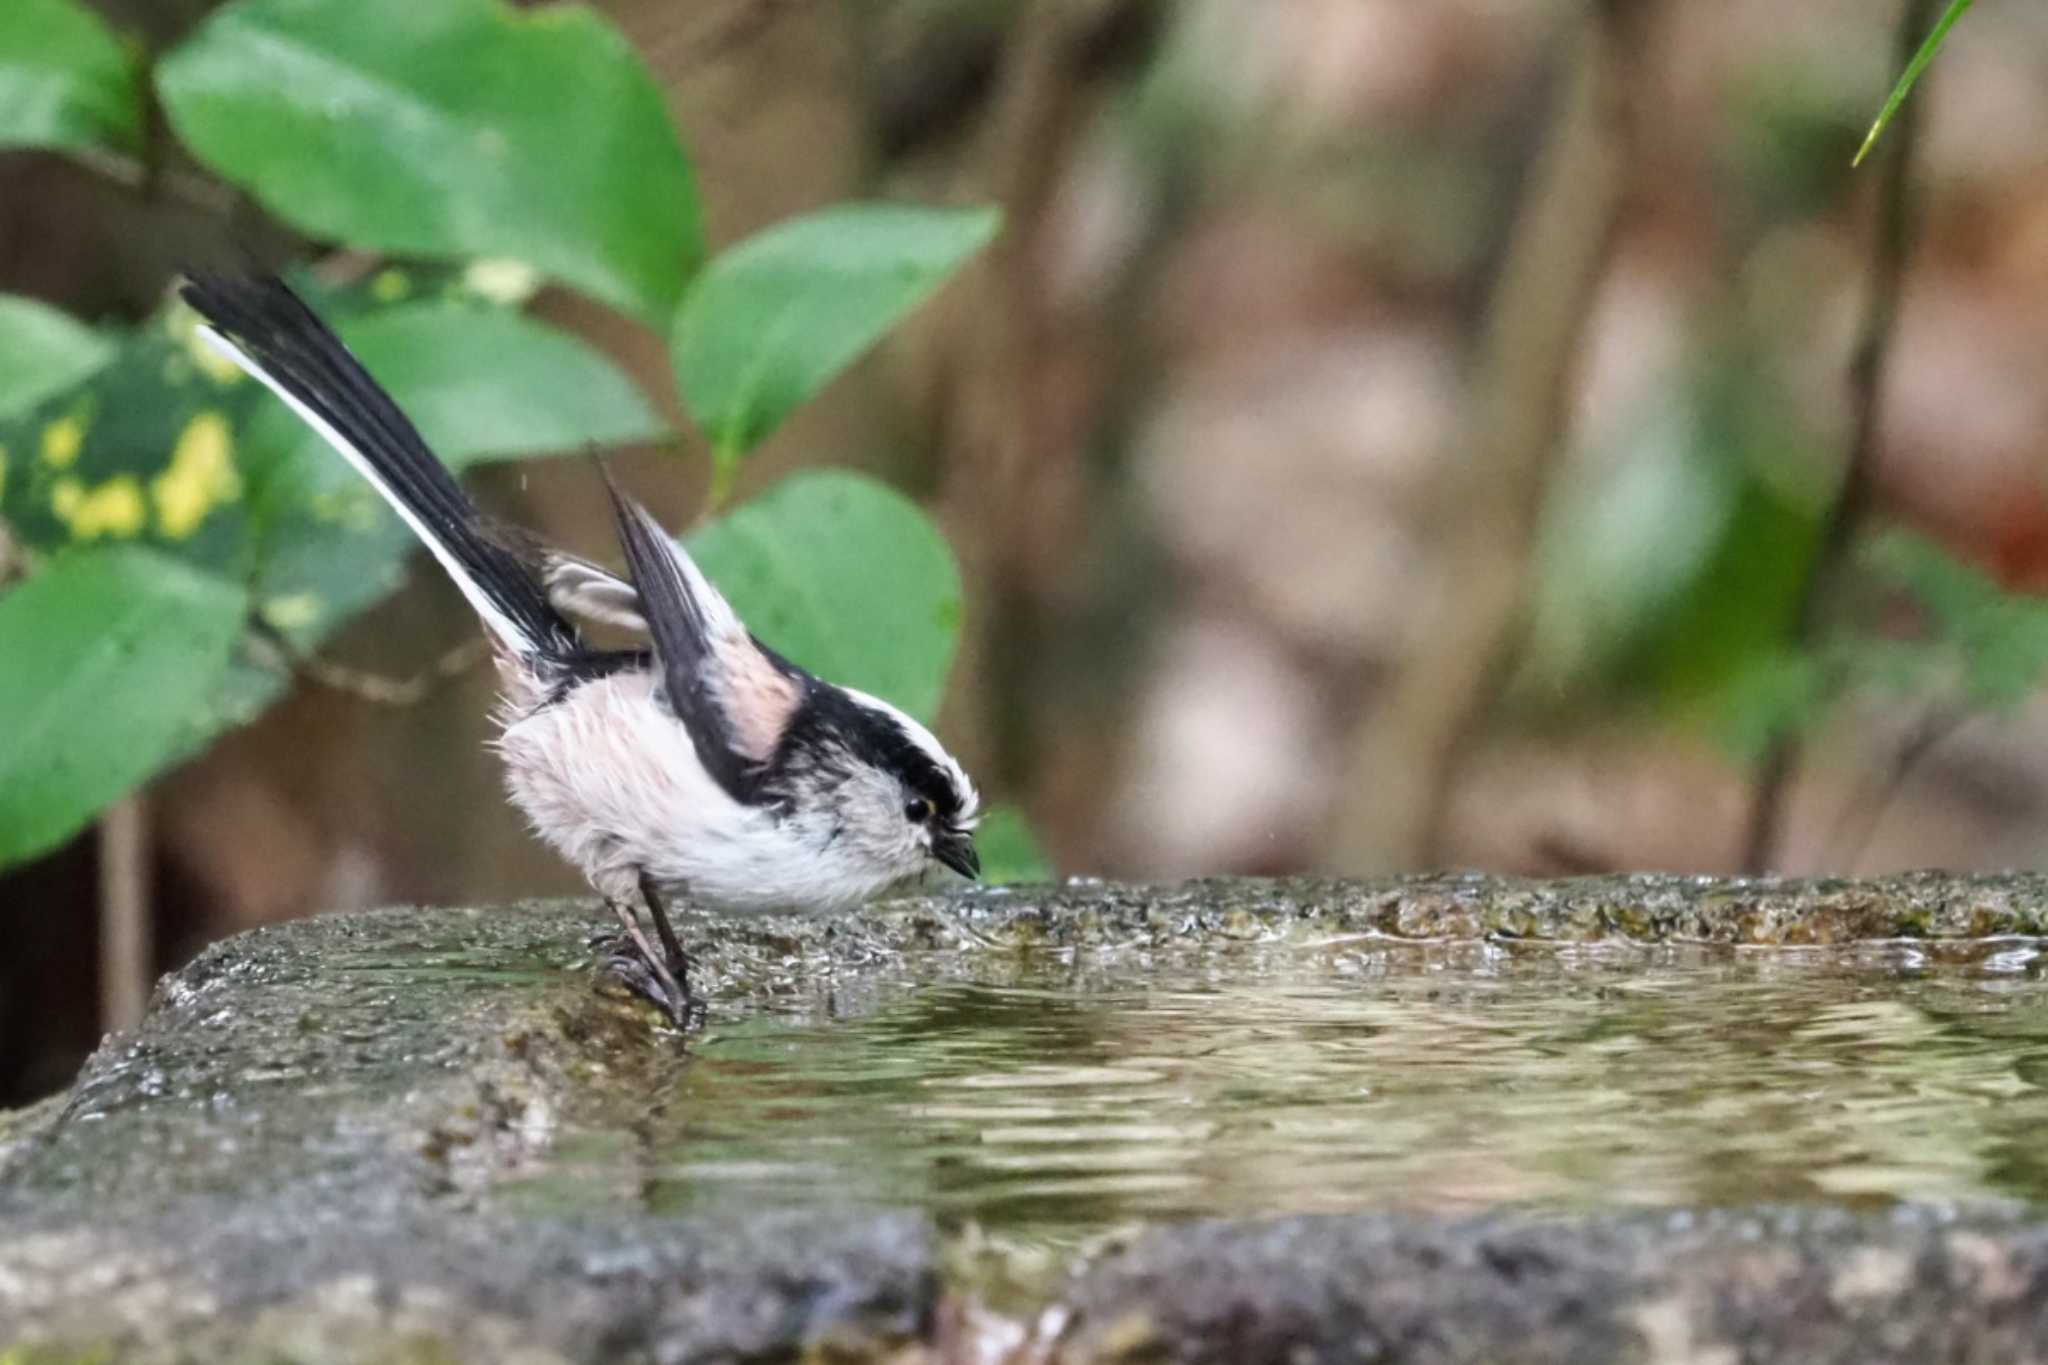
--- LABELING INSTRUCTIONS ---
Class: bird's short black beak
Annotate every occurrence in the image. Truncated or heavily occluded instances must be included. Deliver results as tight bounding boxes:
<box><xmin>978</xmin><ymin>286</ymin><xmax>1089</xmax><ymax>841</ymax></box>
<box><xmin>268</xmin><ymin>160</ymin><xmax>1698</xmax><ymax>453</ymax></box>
<box><xmin>932</xmin><ymin>828</ymin><xmax>980</xmax><ymax>880</ymax></box>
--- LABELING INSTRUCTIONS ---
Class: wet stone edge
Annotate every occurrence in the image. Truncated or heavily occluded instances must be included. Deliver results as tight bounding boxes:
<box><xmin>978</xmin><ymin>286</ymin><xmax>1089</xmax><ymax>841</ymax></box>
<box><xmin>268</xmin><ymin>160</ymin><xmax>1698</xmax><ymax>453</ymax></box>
<box><xmin>3</xmin><ymin>873</ymin><xmax>2048</xmax><ymax>1360</ymax></box>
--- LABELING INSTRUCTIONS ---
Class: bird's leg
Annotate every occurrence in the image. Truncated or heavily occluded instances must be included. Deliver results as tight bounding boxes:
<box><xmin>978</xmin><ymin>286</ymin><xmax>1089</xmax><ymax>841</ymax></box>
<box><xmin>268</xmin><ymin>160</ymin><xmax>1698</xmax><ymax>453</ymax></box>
<box><xmin>638</xmin><ymin>871</ymin><xmax>705</xmax><ymax>1027</ymax></box>
<box><xmin>638</xmin><ymin>871</ymin><xmax>689</xmax><ymax>981</ymax></box>
<box><xmin>596</xmin><ymin>895</ymin><xmax>692</xmax><ymax>1029</ymax></box>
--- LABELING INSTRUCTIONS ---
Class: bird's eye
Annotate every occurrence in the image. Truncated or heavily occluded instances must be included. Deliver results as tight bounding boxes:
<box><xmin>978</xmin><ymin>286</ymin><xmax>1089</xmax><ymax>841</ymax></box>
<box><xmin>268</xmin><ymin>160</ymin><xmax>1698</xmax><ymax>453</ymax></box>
<box><xmin>904</xmin><ymin>797</ymin><xmax>932</xmax><ymax>823</ymax></box>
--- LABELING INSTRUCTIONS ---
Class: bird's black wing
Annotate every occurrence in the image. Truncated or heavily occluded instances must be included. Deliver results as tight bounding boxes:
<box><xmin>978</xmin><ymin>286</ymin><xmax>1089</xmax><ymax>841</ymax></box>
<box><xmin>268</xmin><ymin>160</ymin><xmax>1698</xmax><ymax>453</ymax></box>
<box><xmin>597</xmin><ymin>467</ymin><xmax>802</xmax><ymax>804</ymax></box>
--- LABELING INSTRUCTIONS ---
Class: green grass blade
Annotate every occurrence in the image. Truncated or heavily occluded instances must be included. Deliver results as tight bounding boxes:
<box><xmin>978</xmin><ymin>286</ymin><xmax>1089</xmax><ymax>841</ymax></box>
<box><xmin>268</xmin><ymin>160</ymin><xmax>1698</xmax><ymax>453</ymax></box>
<box><xmin>1853</xmin><ymin>0</ymin><xmax>1972</xmax><ymax>167</ymax></box>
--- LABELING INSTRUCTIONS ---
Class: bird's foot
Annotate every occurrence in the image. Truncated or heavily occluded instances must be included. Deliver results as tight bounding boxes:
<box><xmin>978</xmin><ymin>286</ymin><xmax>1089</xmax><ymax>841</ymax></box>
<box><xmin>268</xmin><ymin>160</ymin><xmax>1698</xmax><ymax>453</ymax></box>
<box><xmin>591</xmin><ymin>932</ymin><xmax>707</xmax><ymax>1030</ymax></box>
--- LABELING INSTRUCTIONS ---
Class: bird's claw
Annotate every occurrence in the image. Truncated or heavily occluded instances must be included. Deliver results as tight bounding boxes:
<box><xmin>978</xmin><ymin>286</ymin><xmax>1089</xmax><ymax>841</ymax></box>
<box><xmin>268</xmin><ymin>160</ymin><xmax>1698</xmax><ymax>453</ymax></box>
<box><xmin>591</xmin><ymin>932</ymin><xmax>706</xmax><ymax>1030</ymax></box>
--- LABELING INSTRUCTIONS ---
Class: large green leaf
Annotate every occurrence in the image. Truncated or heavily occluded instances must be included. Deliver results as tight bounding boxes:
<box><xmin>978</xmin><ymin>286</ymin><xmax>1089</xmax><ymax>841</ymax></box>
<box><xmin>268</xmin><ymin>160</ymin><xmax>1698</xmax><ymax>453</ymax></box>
<box><xmin>156</xmin><ymin>0</ymin><xmax>701</xmax><ymax>321</ymax></box>
<box><xmin>329</xmin><ymin>302</ymin><xmax>667</xmax><ymax>465</ymax></box>
<box><xmin>688</xmin><ymin>469</ymin><xmax>961</xmax><ymax>723</ymax></box>
<box><xmin>0</xmin><ymin>0</ymin><xmax>142</xmax><ymax>155</ymax></box>
<box><xmin>0</xmin><ymin>546</ymin><xmax>248</xmax><ymax>868</ymax></box>
<box><xmin>672</xmin><ymin>203</ymin><xmax>1001</xmax><ymax>461</ymax></box>
<box><xmin>0</xmin><ymin>294</ymin><xmax>116</xmax><ymax>421</ymax></box>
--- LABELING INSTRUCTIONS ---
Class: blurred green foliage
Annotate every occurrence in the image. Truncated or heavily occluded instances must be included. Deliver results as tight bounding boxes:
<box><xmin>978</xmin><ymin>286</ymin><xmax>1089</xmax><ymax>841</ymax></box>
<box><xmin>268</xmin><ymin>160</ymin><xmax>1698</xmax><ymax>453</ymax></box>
<box><xmin>1521</xmin><ymin>345</ymin><xmax>1826</xmax><ymax>715</ymax></box>
<box><xmin>1710</xmin><ymin>530</ymin><xmax>2048</xmax><ymax>766</ymax></box>
<box><xmin>1726</xmin><ymin>63</ymin><xmax>1868</xmax><ymax>232</ymax></box>
<box><xmin>969</xmin><ymin>806</ymin><xmax>1051</xmax><ymax>885</ymax></box>
<box><xmin>1519</xmin><ymin>320</ymin><xmax>2048</xmax><ymax>776</ymax></box>
<box><xmin>0</xmin><ymin>0</ymin><xmax>1037</xmax><ymax>880</ymax></box>
<box><xmin>0</xmin><ymin>0</ymin><xmax>141</xmax><ymax>155</ymax></box>
<box><xmin>0</xmin><ymin>295</ymin><xmax>115</xmax><ymax>416</ymax></box>
<box><xmin>1864</xmin><ymin>531</ymin><xmax>2048</xmax><ymax>710</ymax></box>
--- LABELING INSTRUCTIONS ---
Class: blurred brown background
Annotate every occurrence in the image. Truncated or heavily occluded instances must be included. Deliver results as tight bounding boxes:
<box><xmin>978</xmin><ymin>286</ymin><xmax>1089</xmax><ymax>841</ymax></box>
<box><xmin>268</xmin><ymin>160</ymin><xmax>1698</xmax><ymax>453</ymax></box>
<box><xmin>7</xmin><ymin>0</ymin><xmax>2048</xmax><ymax>1102</ymax></box>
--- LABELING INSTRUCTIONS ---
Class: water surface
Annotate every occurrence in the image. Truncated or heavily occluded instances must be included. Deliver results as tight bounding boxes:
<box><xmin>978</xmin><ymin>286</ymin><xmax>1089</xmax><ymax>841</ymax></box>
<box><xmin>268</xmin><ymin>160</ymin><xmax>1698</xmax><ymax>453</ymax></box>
<box><xmin>541</xmin><ymin>936</ymin><xmax>2048</xmax><ymax>1244</ymax></box>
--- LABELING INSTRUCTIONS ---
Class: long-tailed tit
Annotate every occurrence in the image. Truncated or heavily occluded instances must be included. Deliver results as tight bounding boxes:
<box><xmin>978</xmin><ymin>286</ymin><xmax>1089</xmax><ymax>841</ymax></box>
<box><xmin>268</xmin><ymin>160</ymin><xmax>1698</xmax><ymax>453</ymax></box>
<box><xmin>180</xmin><ymin>274</ymin><xmax>980</xmax><ymax>1026</ymax></box>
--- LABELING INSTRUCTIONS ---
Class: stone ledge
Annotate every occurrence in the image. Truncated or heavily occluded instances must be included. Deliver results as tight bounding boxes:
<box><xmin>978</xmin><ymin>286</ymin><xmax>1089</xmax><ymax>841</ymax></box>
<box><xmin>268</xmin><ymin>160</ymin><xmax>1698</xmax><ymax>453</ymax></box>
<box><xmin>4</xmin><ymin>874</ymin><xmax>2047</xmax><ymax>1362</ymax></box>
<box><xmin>1047</xmin><ymin>1208</ymin><xmax>2048</xmax><ymax>1365</ymax></box>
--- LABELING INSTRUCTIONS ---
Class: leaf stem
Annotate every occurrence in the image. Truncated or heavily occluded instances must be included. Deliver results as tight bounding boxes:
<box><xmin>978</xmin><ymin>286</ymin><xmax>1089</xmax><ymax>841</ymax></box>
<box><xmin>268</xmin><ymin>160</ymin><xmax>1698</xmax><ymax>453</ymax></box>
<box><xmin>1741</xmin><ymin>0</ymin><xmax>1936</xmax><ymax>875</ymax></box>
<box><xmin>65</xmin><ymin>145</ymin><xmax>240</xmax><ymax>215</ymax></box>
<box><xmin>97</xmin><ymin>793</ymin><xmax>151</xmax><ymax>1034</ymax></box>
<box><xmin>704</xmin><ymin>444</ymin><xmax>739</xmax><ymax>518</ymax></box>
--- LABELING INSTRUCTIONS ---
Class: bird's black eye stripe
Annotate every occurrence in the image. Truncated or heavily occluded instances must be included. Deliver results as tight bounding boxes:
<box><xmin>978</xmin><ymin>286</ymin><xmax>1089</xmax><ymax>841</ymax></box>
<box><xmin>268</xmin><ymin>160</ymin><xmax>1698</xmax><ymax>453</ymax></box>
<box><xmin>807</xmin><ymin>686</ymin><xmax>966</xmax><ymax>821</ymax></box>
<box><xmin>904</xmin><ymin>796</ymin><xmax>932</xmax><ymax>823</ymax></box>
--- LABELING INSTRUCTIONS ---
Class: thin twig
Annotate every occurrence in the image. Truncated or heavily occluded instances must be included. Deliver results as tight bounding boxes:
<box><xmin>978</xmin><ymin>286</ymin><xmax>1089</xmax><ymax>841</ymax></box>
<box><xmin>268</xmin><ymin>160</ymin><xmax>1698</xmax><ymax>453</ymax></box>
<box><xmin>681</xmin><ymin>0</ymin><xmax>808</xmax><ymax>64</ymax></box>
<box><xmin>945</xmin><ymin>0</ymin><xmax>1157</xmax><ymax>791</ymax></box>
<box><xmin>292</xmin><ymin>638</ymin><xmax>490</xmax><ymax>707</ymax></box>
<box><xmin>0</xmin><ymin>522</ymin><xmax>30</xmax><ymax>588</ymax></box>
<box><xmin>97</xmin><ymin>794</ymin><xmax>151</xmax><ymax>1034</ymax></box>
<box><xmin>64</xmin><ymin>145</ymin><xmax>241</xmax><ymax>216</ymax></box>
<box><xmin>1823</xmin><ymin>699</ymin><xmax>1968</xmax><ymax>873</ymax></box>
<box><xmin>1329</xmin><ymin>0</ymin><xmax>1645</xmax><ymax>872</ymax></box>
<box><xmin>248</xmin><ymin>624</ymin><xmax>490</xmax><ymax>707</ymax></box>
<box><xmin>1740</xmin><ymin>0</ymin><xmax>1935</xmax><ymax>875</ymax></box>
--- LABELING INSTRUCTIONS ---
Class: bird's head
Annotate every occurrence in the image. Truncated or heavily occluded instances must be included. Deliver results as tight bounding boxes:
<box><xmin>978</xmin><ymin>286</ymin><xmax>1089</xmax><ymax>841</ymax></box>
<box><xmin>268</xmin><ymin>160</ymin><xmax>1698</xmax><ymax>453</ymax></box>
<box><xmin>771</xmin><ymin>684</ymin><xmax>980</xmax><ymax>891</ymax></box>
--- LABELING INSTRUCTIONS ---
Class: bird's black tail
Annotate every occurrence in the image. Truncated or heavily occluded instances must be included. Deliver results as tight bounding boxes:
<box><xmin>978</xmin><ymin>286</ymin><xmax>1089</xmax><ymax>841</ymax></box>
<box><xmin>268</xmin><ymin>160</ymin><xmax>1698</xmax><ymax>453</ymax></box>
<box><xmin>179</xmin><ymin>272</ymin><xmax>571</xmax><ymax>660</ymax></box>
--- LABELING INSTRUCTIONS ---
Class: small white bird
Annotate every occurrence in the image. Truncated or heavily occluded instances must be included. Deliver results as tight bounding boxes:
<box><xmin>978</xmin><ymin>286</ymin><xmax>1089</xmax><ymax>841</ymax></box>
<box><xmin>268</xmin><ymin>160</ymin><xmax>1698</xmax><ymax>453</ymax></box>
<box><xmin>181</xmin><ymin>273</ymin><xmax>981</xmax><ymax>1026</ymax></box>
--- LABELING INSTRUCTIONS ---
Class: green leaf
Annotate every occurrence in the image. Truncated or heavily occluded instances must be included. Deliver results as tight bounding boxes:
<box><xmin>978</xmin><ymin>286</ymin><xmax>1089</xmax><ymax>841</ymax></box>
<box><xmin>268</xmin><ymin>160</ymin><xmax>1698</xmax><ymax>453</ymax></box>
<box><xmin>974</xmin><ymin>806</ymin><xmax>1052</xmax><ymax>885</ymax></box>
<box><xmin>319</xmin><ymin>302</ymin><xmax>667</xmax><ymax>467</ymax></box>
<box><xmin>0</xmin><ymin>294</ymin><xmax>116</xmax><ymax>421</ymax></box>
<box><xmin>0</xmin><ymin>316</ymin><xmax>259</xmax><ymax>574</ymax></box>
<box><xmin>0</xmin><ymin>546</ymin><xmax>248</xmax><ymax>869</ymax></box>
<box><xmin>673</xmin><ymin>202</ymin><xmax>1001</xmax><ymax>460</ymax></box>
<box><xmin>688</xmin><ymin>469</ymin><xmax>961</xmax><ymax>723</ymax></box>
<box><xmin>0</xmin><ymin>0</ymin><xmax>143</xmax><ymax>155</ymax></box>
<box><xmin>1853</xmin><ymin>0</ymin><xmax>1971</xmax><ymax>167</ymax></box>
<box><xmin>156</xmin><ymin>0</ymin><xmax>701</xmax><ymax>321</ymax></box>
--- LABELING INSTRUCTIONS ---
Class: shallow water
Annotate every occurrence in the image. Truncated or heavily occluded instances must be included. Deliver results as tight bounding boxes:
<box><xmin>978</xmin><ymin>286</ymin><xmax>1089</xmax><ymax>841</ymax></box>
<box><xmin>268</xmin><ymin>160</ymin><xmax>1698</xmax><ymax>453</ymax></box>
<box><xmin>548</xmin><ymin>935</ymin><xmax>2048</xmax><ymax>1242</ymax></box>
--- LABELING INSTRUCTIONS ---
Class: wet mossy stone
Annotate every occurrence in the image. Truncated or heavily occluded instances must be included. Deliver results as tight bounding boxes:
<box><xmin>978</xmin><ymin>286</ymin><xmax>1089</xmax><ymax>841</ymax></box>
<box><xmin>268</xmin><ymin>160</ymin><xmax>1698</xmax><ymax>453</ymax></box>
<box><xmin>3</xmin><ymin>874</ymin><xmax>2048</xmax><ymax>1361</ymax></box>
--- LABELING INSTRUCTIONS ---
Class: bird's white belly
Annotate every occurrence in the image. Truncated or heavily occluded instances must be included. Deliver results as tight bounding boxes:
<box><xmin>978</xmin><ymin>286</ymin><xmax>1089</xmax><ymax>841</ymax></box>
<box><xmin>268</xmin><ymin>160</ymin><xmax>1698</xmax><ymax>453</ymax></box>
<box><xmin>494</xmin><ymin>669</ymin><xmax>901</xmax><ymax>914</ymax></box>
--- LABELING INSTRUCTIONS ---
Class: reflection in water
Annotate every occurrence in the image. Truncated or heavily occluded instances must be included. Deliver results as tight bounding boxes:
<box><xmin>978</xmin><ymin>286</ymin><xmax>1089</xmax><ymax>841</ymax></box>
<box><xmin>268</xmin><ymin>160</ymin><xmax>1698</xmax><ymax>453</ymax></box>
<box><xmin>553</xmin><ymin>938</ymin><xmax>2048</xmax><ymax>1242</ymax></box>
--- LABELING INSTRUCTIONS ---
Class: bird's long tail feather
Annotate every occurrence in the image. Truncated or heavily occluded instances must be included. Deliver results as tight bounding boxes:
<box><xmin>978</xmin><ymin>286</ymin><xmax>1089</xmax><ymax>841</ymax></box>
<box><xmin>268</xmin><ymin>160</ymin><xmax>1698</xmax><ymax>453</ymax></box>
<box><xmin>178</xmin><ymin>272</ymin><xmax>568</xmax><ymax>659</ymax></box>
